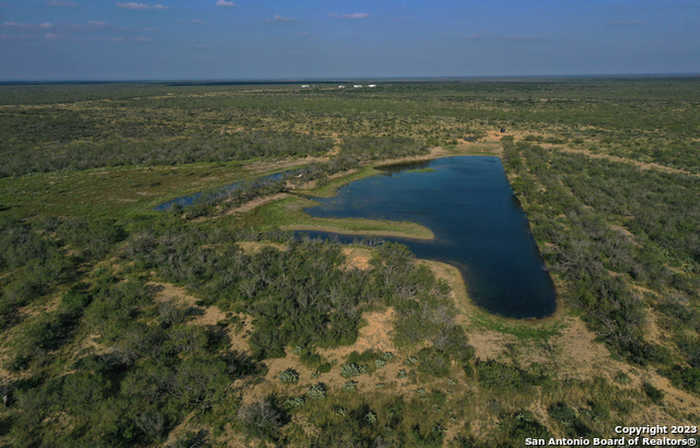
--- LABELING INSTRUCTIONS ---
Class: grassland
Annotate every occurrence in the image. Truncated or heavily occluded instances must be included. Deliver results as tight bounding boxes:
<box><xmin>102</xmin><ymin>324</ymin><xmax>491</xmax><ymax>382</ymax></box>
<box><xmin>243</xmin><ymin>195</ymin><xmax>435</xmax><ymax>240</ymax></box>
<box><xmin>0</xmin><ymin>79</ymin><xmax>698</xmax><ymax>448</ymax></box>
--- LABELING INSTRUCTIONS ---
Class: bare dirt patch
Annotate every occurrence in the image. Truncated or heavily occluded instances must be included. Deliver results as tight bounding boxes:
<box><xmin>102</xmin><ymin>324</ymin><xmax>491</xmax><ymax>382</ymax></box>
<box><xmin>552</xmin><ymin>317</ymin><xmax>628</xmax><ymax>382</ymax></box>
<box><xmin>153</xmin><ymin>282</ymin><xmax>199</xmax><ymax>307</ymax></box>
<box><xmin>241</xmin><ymin>350</ymin><xmax>346</xmax><ymax>406</ymax></box>
<box><xmin>228</xmin><ymin>312</ymin><xmax>254</xmax><ymax>354</ymax></box>
<box><xmin>642</xmin><ymin>311</ymin><xmax>664</xmax><ymax>346</ymax></box>
<box><xmin>152</xmin><ymin>281</ymin><xmax>233</xmax><ymax>328</ymax></box>
<box><xmin>643</xmin><ymin>372</ymin><xmax>700</xmax><ymax>418</ymax></box>
<box><xmin>319</xmin><ymin>308</ymin><xmax>397</xmax><ymax>363</ymax></box>
<box><xmin>468</xmin><ymin>331</ymin><xmax>515</xmax><ymax>360</ymax></box>
<box><xmin>225</xmin><ymin>193</ymin><xmax>289</xmax><ymax>215</ymax></box>
<box><xmin>78</xmin><ymin>333</ymin><xmax>111</xmax><ymax>357</ymax></box>
<box><xmin>192</xmin><ymin>306</ymin><xmax>227</xmax><ymax>326</ymax></box>
<box><xmin>341</xmin><ymin>247</ymin><xmax>373</xmax><ymax>271</ymax></box>
<box><xmin>236</xmin><ymin>241</ymin><xmax>288</xmax><ymax>255</ymax></box>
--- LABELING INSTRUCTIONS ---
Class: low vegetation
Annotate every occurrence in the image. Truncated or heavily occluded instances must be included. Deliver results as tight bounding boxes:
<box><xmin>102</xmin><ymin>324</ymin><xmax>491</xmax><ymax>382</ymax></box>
<box><xmin>0</xmin><ymin>79</ymin><xmax>698</xmax><ymax>447</ymax></box>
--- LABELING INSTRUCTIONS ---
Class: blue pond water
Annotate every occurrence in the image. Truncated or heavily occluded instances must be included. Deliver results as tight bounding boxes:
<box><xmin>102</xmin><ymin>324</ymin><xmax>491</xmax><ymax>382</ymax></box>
<box><xmin>299</xmin><ymin>156</ymin><xmax>556</xmax><ymax>319</ymax></box>
<box><xmin>154</xmin><ymin>171</ymin><xmax>290</xmax><ymax>211</ymax></box>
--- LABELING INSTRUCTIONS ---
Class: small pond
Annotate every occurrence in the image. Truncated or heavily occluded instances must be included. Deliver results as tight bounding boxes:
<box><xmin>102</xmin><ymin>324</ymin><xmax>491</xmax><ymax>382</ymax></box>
<box><xmin>299</xmin><ymin>156</ymin><xmax>556</xmax><ymax>319</ymax></box>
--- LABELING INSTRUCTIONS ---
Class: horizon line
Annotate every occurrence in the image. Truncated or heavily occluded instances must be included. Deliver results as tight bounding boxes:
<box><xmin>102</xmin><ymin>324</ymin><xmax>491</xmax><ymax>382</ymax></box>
<box><xmin>1</xmin><ymin>72</ymin><xmax>700</xmax><ymax>84</ymax></box>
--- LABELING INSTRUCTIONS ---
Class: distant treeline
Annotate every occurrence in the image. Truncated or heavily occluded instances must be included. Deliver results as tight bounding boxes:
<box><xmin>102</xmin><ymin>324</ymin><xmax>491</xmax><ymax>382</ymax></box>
<box><xmin>2</xmin><ymin>78</ymin><xmax>698</xmax><ymax>177</ymax></box>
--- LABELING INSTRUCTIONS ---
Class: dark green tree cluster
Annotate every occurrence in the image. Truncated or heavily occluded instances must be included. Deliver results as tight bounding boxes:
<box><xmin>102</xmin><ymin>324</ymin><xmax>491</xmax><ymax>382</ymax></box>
<box><xmin>4</xmin><ymin>269</ymin><xmax>263</xmax><ymax>447</ymax></box>
<box><xmin>0</xmin><ymin>216</ymin><xmax>125</xmax><ymax>330</ymax></box>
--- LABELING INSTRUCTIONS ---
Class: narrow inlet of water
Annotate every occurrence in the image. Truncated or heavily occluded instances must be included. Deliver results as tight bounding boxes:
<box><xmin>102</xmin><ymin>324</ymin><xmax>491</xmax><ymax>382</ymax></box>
<box><xmin>153</xmin><ymin>171</ymin><xmax>291</xmax><ymax>211</ymax></box>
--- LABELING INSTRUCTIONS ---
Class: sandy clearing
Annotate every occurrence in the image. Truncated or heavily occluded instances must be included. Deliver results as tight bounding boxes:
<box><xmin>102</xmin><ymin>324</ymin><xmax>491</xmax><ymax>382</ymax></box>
<box><xmin>341</xmin><ymin>247</ymin><xmax>373</xmax><ymax>271</ymax></box>
<box><xmin>236</xmin><ymin>241</ymin><xmax>288</xmax><ymax>255</ymax></box>
<box><xmin>318</xmin><ymin>308</ymin><xmax>397</xmax><ymax>363</ymax></box>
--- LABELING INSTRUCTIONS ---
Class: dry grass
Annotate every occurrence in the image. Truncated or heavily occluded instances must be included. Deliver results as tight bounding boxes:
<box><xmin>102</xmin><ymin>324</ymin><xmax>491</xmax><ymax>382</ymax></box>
<box><xmin>236</xmin><ymin>241</ymin><xmax>288</xmax><ymax>255</ymax></box>
<box><xmin>468</xmin><ymin>331</ymin><xmax>515</xmax><ymax>360</ymax></box>
<box><xmin>153</xmin><ymin>282</ymin><xmax>199</xmax><ymax>307</ymax></box>
<box><xmin>225</xmin><ymin>193</ymin><xmax>290</xmax><ymax>215</ymax></box>
<box><xmin>152</xmin><ymin>282</ymin><xmax>249</xmax><ymax>348</ymax></box>
<box><xmin>319</xmin><ymin>308</ymin><xmax>397</xmax><ymax>362</ymax></box>
<box><xmin>551</xmin><ymin>317</ymin><xmax>628</xmax><ymax>382</ymax></box>
<box><xmin>281</xmin><ymin>223</ymin><xmax>433</xmax><ymax>240</ymax></box>
<box><xmin>340</xmin><ymin>247</ymin><xmax>373</xmax><ymax>271</ymax></box>
<box><xmin>192</xmin><ymin>306</ymin><xmax>228</xmax><ymax>326</ymax></box>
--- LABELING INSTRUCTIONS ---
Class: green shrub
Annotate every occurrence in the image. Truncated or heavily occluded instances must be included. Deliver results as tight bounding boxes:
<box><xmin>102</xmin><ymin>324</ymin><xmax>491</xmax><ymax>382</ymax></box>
<box><xmin>307</xmin><ymin>383</ymin><xmax>327</xmax><ymax>400</ymax></box>
<box><xmin>237</xmin><ymin>396</ymin><xmax>289</xmax><ymax>442</ymax></box>
<box><xmin>642</xmin><ymin>382</ymin><xmax>664</xmax><ymax>403</ymax></box>
<box><xmin>279</xmin><ymin>368</ymin><xmax>300</xmax><ymax>385</ymax></box>
<box><xmin>660</xmin><ymin>365</ymin><xmax>700</xmax><ymax>394</ymax></box>
<box><xmin>415</xmin><ymin>347</ymin><xmax>451</xmax><ymax>377</ymax></box>
<box><xmin>500</xmin><ymin>410</ymin><xmax>551</xmax><ymax>447</ymax></box>
<box><xmin>475</xmin><ymin>359</ymin><xmax>546</xmax><ymax>392</ymax></box>
<box><xmin>341</xmin><ymin>362</ymin><xmax>367</xmax><ymax>378</ymax></box>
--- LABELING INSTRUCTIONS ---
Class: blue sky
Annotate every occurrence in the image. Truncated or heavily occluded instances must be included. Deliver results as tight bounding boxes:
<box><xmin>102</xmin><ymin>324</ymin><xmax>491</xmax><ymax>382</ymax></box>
<box><xmin>1</xmin><ymin>0</ymin><xmax>699</xmax><ymax>80</ymax></box>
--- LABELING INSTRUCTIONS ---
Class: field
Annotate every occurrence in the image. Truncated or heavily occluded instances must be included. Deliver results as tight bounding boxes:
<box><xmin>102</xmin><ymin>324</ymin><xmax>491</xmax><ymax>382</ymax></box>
<box><xmin>0</xmin><ymin>79</ymin><xmax>698</xmax><ymax>447</ymax></box>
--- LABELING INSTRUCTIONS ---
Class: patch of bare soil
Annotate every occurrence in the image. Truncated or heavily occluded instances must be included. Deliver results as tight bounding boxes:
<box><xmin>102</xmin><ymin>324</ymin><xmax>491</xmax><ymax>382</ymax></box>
<box><xmin>319</xmin><ymin>308</ymin><xmax>397</xmax><ymax>362</ymax></box>
<box><xmin>341</xmin><ymin>247</ymin><xmax>373</xmax><ymax>271</ymax></box>
<box><xmin>153</xmin><ymin>283</ymin><xmax>199</xmax><ymax>307</ymax></box>
<box><xmin>468</xmin><ymin>331</ymin><xmax>515</xmax><ymax>360</ymax></box>
<box><xmin>552</xmin><ymin>317</ymin><xmax>623</xmax><ymax>381</ymax></box>
<box><xmin>546</xmin><ymin>316</ymin><xmax>695</xmax><ymax>415</ymax></box>
<box><xmin>162</xmin><ymin>412</ymin><xmax>198</xmax><ymax>447</ymax></box>
<box><xmin>643</xmin><ymin>372</ymin><xmax>700</xmax><ymax>418</ymax></box>
<box><xmin>642</xmin><ymin>311</ymin><xmax>665</xmax><ymax>347</ymax></box>
<box><xmin>78</xmin><ymin>333</ymin><xmax>111</xmax><ymax>357</ymax></box>
<box><xmin>241</xmin><ymin>350</ymin><xmax>346</xmax><ymax>406</ymax></box>
<box><xmin>219</xmin><ymin>125</ymin><xmax>246</xmax><ymax>135</ymax></box>
<box><xmin>152</xmin><ymin>281</ymin><xmax>234</xmax><ymax>329</ymax></box>
<box><xmin>240</xmin><ymin>307</ymin><xmax>407</xmax><ymax>406</ymax></box>
<box><xmin>17</xmin><ymin>293</ymin><xmax>62</xmax><ymax>318</ymax></box>
<box><xmin>227</xmin><ymin>312</ymin><xmax>254</xmax><ymax>355</ymax></box>
<box><xmin>225</xmin><ymin>193</ymin><xmax>289</xmax><ymax>215</ymax></box>
<box><xmin>483</xmin><ymin>129</ymin><xmax>529</xmax><ymax>142</ymax></box>
<box><xmin>192</xmin><ymin>306</ymin><xmax>227</xmax><ymax>326</ymax></box>
<box><xmin>631</xmin><ymin>283</ymin><xmax>660</xmax><ymax>298</ymax></box>
<box><xmin>236</xmin><ymin>241</ymin><xmax>288</xmax><ymax>255</ymax></box>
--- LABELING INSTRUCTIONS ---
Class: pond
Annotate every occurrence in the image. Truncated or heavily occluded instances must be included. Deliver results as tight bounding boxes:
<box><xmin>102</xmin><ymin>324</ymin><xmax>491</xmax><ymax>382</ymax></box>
<box><xmin>299</xmin><ymin>156</ymin><xmax>556</xmax><ymax>319</ymax></box>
